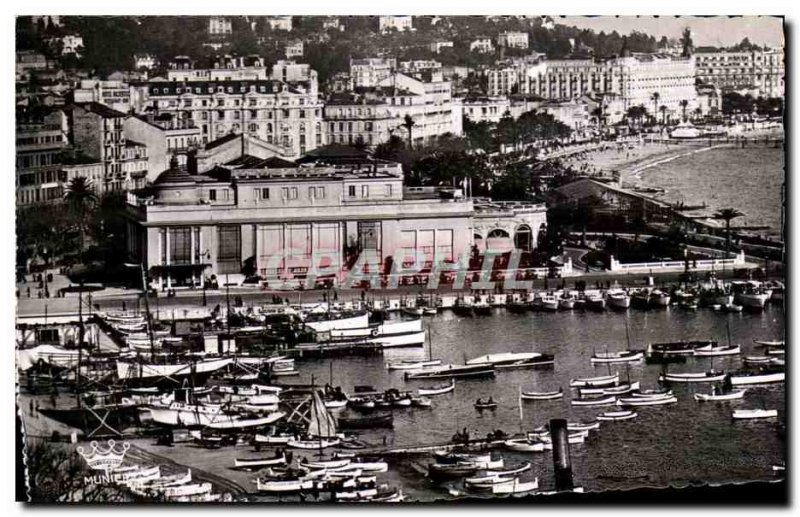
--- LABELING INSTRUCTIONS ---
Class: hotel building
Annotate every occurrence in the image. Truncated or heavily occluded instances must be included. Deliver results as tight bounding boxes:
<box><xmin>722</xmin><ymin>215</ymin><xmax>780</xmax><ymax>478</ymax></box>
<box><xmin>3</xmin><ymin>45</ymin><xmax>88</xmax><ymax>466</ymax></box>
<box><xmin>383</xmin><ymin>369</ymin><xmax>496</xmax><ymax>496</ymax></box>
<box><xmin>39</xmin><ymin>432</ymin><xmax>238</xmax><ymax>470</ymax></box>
<box><xmin>694</xmin><ymin>49</ymin><xmax>784</xmax><ymax>98</ymax></box>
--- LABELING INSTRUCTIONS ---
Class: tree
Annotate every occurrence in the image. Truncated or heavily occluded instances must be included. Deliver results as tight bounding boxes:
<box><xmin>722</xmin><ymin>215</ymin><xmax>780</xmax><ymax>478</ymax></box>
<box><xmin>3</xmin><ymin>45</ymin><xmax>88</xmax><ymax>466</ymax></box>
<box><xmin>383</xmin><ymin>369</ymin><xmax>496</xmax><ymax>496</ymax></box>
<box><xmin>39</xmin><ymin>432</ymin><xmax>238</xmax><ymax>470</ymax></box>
<box><xmin>680</xmin><ymin>27</ymin><xmax>693</xmax><ymax>57</ymax></box>
<box><xmin>713</xmin><ymin>208</ymin><xmax>744</xmax><ymax>258</ymax></box>
<box><xmin>402</xmin><ymin>114</ymin><xmax>416</xmax><ymax>149</ymax></box>
<box><xmin>64</xmin><ymin>176</ymin><xmax>97</xmax><ymax>254</ymax></box>
<box><xmin>626</xmin><ymin>105</ymin><xmax>647</xmax><ymax>127</ymax></box>
<box><xmin>679</xmin><ymin>99</ymin><xmax>689</xmax><ymax>122</ymax></box>
<box><xmin>659</xmin><ymin>105</ymin><xmax>668</xmax><ymax>125</ymax></box>
<box><xmin>650</xmin><ymin>92</ymin><xmax>660</xmax><ymax>123</ymax></box>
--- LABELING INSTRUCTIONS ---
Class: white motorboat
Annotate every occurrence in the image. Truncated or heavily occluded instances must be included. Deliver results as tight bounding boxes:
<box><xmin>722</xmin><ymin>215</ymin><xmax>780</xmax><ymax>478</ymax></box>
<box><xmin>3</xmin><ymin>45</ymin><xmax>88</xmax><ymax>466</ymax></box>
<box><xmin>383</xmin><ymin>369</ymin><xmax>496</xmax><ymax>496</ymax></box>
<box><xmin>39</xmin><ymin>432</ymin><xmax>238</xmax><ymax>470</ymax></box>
<box><xmin>571</xmin><ymin>395</ymin><xmax>617</xmax><ymax>407</ymax></box>
<box><xmin>694</xmin><ymin>389</ymin><xmax>747</xmax><ymax>402</ymax></box>
<box><xmin>693</xmin><ymin>345</ymin><xmax>741</xmax><ymax>357</ymax></box>
<box><xmin>416</xmin><ymin>380</ymin><xmax>455</xmax><ymax>396</ymax></box>
<box><xmin>597</xmin><ymin>410</ymin><xmax>638</xmax><ymax>421</ymax></box>
<box><xmin>732</xmin><ymin>409</ymin><xmax>778</xmax><ymax>420</ymax></box>
<box><xmin>234</xmin><ymin>453</ymin><xmax>286</xmax><ymax>469</ymax></box>
<box><xmin>256</xmin><ymin>478</ymin><xmax>314</xmax><ymax>493</ymax></box>
<box><xmin>503</xmin><ymin>439</ymin><xmax>546</xmax><ymax>453</ymax></box>
<box><xmin>520</xmin><ymin>388</ymin><xmax>563</xmax><ymax>400</ymax></box>
<box><xmin>492</xmin><ymin>477</ymin><xmax>539</xmax><ymax>495</ymax></box>
<box><xmin>569</xmin><ymin>373</ymin><xmax>619</xmax><ymax>388</ymax></box>
<box><xmin>386</xmin><ymin>359</ymin><xmax>442</xmax><ymax>371</ymax></box>
<box><xmin>729</xmin><ymin>369</ymin><xmax>785</xmax><ymax>385</ymax></box>
<box><xmin>539</xmin><ymin>295</ymin><xmax>559</xmax><ymax>312</ymax></box>
<box><xmin>659</xmin><ymin>370</ymin><xmax>726</xmax><ymax>383</ymax></box>
<box><xmin>590</xmin><ymin>350</ymin><xmax>644</xmax><ymax>364</ymax></box>
<box><xmin>617</xmin><ymin>396</ymin><xmax>677</xmax><ymax>407</ymax></box>
<box><xmin>606</xmin><ymin>292</ymin><xmax>631</xmax><ymax>310</ymax></box>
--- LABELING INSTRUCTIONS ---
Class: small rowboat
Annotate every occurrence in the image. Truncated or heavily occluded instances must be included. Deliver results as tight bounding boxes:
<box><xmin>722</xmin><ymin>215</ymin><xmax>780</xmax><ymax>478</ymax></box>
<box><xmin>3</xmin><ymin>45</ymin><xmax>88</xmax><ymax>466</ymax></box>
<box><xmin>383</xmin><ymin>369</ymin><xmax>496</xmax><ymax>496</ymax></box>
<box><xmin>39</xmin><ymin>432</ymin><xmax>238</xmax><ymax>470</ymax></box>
<box><xmin>590</xmin><ymin>350</ymin><xmax>644</xmax><ymax>364</ymax></box>
<box><xmin>411</xmin><ymin>396</ymin><xmax>432</xmax><ymax>407</ymax></box>
<box><xmin>732</xmin><ymin>409</ymin><xmax>778</xmax><ymax>420</ymax></box>
<box><xmin>569</xmin><ymin>373</ymin><xmax>619</xmax><ymax>388</ymax></box>
<box><xmin>520</xmin><ymin>388</ymin><xmax>563</xmax><ymax>400</ymax></box>
<box><xmin>693</xmin><ymin>345</ymin><xmax>741</xmax><ymax>357</ymax></box>
<box><xmin>300</xmin><ymin>458</ymin><xmax>351</xmax><ymax>469</ymax></box>
<box><xmin>743</xmin><ymin>356</ymin><xmax>773</xmax><ymax>365</ymax></box>
<box><xmin>464</xmin><ymin>475</ymin><xmax>516</xmax><ymax>489</ymax></box>
<box><xmin>287</xmin><ymin>437</ymin><xmax>341</xmax><ymax>449</ymax></box>
<box><xmin>233</xmin><ymin>453</ymin><xmax>286</xmax><ymax>469</ymax></box>
<box><xmin>597</xmin><ymin>410</ymin><xmax>638</xmax><ymax>421</ymax></box>
<box><xmin>474</xmin><ymin>401</ymin><xmax>498</xmax><ymax>410</ymax></box>
<box><xmin>659</xmin><ymin>371</ymin><xmax>726</xmax><ymax>383</ymax></box>
<box><xmin>753</xmin><ymin>340</ymin><xmax>784</xmax><ymax>347</ymax></box>
<box><xmin>535</xmin><ymin>421</ymin><xmax>600</xmax><ymax>433</ymax></box>
<box><xmin>571</xmin><ymin>395</ymin><xmax>617</xmax><ymax>407</ymax></box>
<box><xmin>428</xmin><ymin>463</ymin><xmax>479</xmax><ymax>480</ymax></box>
<box><xmin>617</xmin><ymin>396</ymin><xmax>677</xmax><ymax>407</ymax></box>
<box><xmin>581</xmin><ymin>382</ymin><xmax>639</xmax><ymax>396</ymax></box>
<box><xmin>631</xmin><ymin>389</ymin><xmax>673</xmax><ymax>398</ymax></box>
<box><xmin>492</xmin><ymin>477</ymin><xmax>539</xmax><ymax>495</ymax></box>
<box><xmin>417</xmin><ymin>380</ymin><xmax>455</xmax><ymax>396</ymax></box>
<box><xmin>766</xmin><ymin>348</ymin><xmax>785</xmax><ymax>356</ymax></box>
<box><xmin>386</xmin><ymin>359</ymin><xmax>442</xmax><ymax>371</ymax></box>
<box><xmin>503</xmin><ymin>439</ymin><xmax>546</xmax><ymax>452</ymax></box>
<box><xmin>486</xmin><ymin>462</ymin><xmax>532</xmax><ymax>477</ymax></box>
<box><xmin>256</xmin><ymin>478</ymin><xmax>314</xmax><ymax>493</ymax></box>
<box><xmin>694</xmin><ymin>389</ymin><xmax>747</xmax><ymax>402</ymax></box>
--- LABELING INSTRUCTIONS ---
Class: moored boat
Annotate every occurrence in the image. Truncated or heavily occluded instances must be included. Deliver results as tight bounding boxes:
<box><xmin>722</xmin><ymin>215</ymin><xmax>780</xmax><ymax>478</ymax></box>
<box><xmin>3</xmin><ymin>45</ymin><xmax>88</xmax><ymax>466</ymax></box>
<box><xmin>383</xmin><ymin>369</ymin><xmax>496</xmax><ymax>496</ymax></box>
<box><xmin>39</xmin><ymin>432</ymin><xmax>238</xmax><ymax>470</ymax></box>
<box><xmin>597</xmin><ymin>410</ymin><xmax>638</xmax><ymax>421</ymax></box>
<box><xmin>659</xmin><ymin>370</ymin><xmax>726</xmax><ymax>383</ymax></box>
<box><xmin>694</xmin><ymin>389</ymin><xmax>746</xmax><ymax>402</ymax></box>
<box><xmin>590</xmin><ymin>350</ymin><xmax>644</xmax><ymax>364</ymax></box>
<box><xmin>386</xmin><ymin>359</ymin><xmax>442</xmax><ymax>371</ymax></box>
<box><xmin>732</xmin><ymin>409</ymin><xmax>778</xmax><ymax>420</ymax></box>
<box><xmin>233</xmin><ymin>453</ymin><xmax>286</xmax><ymax>469</ymax></box>
<box><xmin>405</xmin><ymin>364</ymin><xmax>494</xmax><ymax>380</ymax></box>
<box><xmin>503</xmin><ymin>439</ymin><xmax>546</xmax><ymax>452</ymax></box>
<box><xmin>336</xmin><ymin>413</ymin><xmax>393</xmax><ymax>430</ymax></box>
<box><xmin>520</xmin><ymin>388</ymin><xmax>563</xmax><ymax>400</ymax></box>
<box><xmin>571</xmin><ymin>395</ymin><xmax>617</xmax><ymax>407</ymax></box>
<box><xmin>492</xmin><ymin>477</ymin><xmax>539</xmax><ymax>495</ymax></box>
<box><xmin>417</xmin><ymin>379</ymin><xmax>455</xmax><ymax>396</ymax></box>
<box><xmin>693</xmin><ymin>344</ymin><xmax>741</xmax><ymax>357</ymax></box>
<box><xmin>729</xmin><ymin>368</ymin><xmax>785</xmax><ymax>385</ymax></box>
<box><xmin>569</xmin><ymin>373</ymin><xmax>619</xmax><ymax>388</ymax></box>
<box><xmin>617</xmin><ymin>396</ymin><xmax>677</xmax><ymax>407</ymax></box>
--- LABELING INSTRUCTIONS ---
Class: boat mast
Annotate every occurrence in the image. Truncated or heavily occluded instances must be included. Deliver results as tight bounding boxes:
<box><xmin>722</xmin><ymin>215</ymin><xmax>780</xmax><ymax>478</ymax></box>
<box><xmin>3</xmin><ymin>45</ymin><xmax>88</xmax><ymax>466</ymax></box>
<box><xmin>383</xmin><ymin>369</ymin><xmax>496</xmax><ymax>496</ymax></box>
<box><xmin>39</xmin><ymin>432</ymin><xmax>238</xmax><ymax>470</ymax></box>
<box><xmin>139</xmin><ymin>264</ymin><xmax>156</xmax><ymax>361</ymax></box>
<box><xmin>76</xmin><ymin>285</ymin><xmax>83</xmax><ymax>408</ymax></box>
<box><xmin>518</xmin><ymin>385</ymin><xmax>523</xmax><ymax>433</ymax></box>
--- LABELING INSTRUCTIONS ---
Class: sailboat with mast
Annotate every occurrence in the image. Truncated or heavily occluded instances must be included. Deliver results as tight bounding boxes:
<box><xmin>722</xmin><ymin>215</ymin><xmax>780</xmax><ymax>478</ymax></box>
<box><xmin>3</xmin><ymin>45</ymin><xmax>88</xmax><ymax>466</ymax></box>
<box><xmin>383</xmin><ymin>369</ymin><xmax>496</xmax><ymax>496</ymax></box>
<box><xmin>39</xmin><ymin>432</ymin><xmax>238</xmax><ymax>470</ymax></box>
<box><xmin>287</xmin><ymin>386</ymin><xmax>341</xmax><ymax>449</ymax></box>
<box><xmin>38</xmin><ymin>287</ymin><xmax>140</xmax><ymax>438</ymax></box>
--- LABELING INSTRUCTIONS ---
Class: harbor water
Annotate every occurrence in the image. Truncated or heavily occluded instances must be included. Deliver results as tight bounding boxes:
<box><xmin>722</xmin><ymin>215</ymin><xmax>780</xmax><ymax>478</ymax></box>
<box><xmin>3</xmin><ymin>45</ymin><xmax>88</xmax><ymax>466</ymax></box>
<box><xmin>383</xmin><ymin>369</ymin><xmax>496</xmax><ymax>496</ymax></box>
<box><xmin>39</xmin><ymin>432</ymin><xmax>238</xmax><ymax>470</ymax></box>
<box><xmin>262</xmin><ymin>304</ymin><xmax>787</xmax><ymax>500</ymax></box>
<box><xmin>630</xmin><ymin>145</ymin><xmax>785</xmax><ymax>234</ymax></box>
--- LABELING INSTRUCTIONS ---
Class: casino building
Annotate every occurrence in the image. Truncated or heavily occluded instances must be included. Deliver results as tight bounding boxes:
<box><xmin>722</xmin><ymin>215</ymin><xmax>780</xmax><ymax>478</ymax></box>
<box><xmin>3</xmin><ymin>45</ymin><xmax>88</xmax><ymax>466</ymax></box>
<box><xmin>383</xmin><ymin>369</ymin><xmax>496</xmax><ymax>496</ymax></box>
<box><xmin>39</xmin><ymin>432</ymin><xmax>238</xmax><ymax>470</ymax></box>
<box><xmin>124</xmin><ymin>146</ymin><xmax>546</xmax><ymax>290</ymax></box>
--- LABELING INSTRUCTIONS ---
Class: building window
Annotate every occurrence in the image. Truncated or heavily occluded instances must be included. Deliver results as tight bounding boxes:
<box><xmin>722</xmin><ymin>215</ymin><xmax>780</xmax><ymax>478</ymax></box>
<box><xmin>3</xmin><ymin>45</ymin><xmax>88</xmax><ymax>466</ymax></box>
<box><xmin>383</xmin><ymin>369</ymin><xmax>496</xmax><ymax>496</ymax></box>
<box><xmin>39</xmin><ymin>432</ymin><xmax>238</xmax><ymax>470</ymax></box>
<box><xmin>209</xmin><ymin>189</ymin><xmax>216</xmax><ymax>201</ymax></box>
<box><xmin>385</xmin><ymin>184</ymin><xmax>392</xmax><ymax>197</ymax></box>
<box><xmin>258</xmin><ymin>187</ymin><xmax>269</xmax><ymax>199</ymax></box>
<box><xmin>290</xmin><ymin>187</ymin><xmax>298</xmax><ymax>199</ymax></box>
<box><xmin>348</xmin><ymin>185</ymin><xmax>356</xmax><ymax>197</ymax></box>
<box><xmin>169</xmin><ymin>227</ymin><xmax>192</xmax><ymax>265</ymax></box>
<box><xmin>217</xmin><ymin>225</ymin><xmax>241</xmax><ymax>274</ymax></box>
<box><xmin>362</xmin><ymin>185</ymin><xmax>369</xmax><ymax>197</ymax></box>
<box><xmin>317</xmin><ymin>186</ymin><xmax>325</xmax><ymax>199</ymax></box>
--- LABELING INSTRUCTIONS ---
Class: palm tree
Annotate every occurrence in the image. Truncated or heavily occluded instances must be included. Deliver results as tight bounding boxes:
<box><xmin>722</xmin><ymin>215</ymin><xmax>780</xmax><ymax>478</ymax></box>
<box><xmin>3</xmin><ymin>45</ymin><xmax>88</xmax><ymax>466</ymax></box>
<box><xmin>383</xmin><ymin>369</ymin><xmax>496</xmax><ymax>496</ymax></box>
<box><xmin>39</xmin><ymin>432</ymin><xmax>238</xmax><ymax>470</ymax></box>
<box><xmin>679</xmin><ymin>100</ymin><xmax>689</xmax><ymax>122</ymax></box>
<box><xmin>64</xmin><ymin>176</ymin><xmax>97</xmax><ymax>255</ymax></box>
<box><xmin>402</xmin><ymin>114</ymin><xmax>416</xmax><ymax>149</ymax></box>
<box><xmin>650</xmin><ymin>92</ymin><xmax>660</xmax><ymax>124</ymax></box>
<box><xmin>713</xmin><ymin>208</ymin><xmax>744</xmax><ymax>258</ymax></box>
<box><xmin>659</xmin><ymin>105</ymin><xmax>668</xmax><ymax>125</ymax></box>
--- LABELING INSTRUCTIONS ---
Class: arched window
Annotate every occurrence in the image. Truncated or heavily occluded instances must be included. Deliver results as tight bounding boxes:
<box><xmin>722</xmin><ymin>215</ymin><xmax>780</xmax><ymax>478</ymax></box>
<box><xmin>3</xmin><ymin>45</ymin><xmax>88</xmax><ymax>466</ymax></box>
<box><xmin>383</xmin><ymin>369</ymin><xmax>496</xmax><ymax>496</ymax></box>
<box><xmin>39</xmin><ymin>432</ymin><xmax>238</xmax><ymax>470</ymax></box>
<box><xmin>487</xmin><ymin>229</ymin><xmax>510</xmax><ymax>239</ymax></box>
<box><xmin>514</xmin><ymin>225</ymin><xmax>532</xmax><ymax>251</ymax></box>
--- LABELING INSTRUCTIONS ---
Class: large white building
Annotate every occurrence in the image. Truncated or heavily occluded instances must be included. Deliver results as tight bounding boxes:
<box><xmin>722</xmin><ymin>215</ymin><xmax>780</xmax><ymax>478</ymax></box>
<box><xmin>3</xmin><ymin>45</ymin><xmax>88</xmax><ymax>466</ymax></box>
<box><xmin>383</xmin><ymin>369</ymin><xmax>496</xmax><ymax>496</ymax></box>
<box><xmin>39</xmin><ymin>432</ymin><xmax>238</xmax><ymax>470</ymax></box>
<box><xmin>324</xmin><ymin>71</ymin><xmax>462</xmax><ymax>148</ymax></box>
<box><xmin>488</xmin><ymin>55</ymin><xmax>698</xmax><ymax>118</ymax></box>
<box><xmin>498</xmin><ymin>31</ymin><xmax>529</xmax><ymax>49</ymax></box>
<box><xmin>124</xmin><ymin>149</ymin><xmax>546</xmax><ymax>289</ymax></box>
<box><xmin>378</xmin><ymin>16</ymin><xmax>413</xmax><ymax>33</ymax></box>
<box><xmin>73</xmin><ymin>80</ymin><xmax>132</xmax><ymax>113</ymax></box>
<box><xmin>350</xmin><ymin>58</ymin><xmax>397</xmax><ymax>89</ymax></box>
<box><xmin>695</xmin><ymin>49</ymin><xmax>784</xmax><ymax>99</ymax></box>
<box><xmin>208</xmin><ymin>17</ymin><xmax>233</xmax><ymax>36</ymax></box>
<box><xmin>132</xmin><ymin>57</ymin><xmax>324</xmax><ymax>158</ymax></box>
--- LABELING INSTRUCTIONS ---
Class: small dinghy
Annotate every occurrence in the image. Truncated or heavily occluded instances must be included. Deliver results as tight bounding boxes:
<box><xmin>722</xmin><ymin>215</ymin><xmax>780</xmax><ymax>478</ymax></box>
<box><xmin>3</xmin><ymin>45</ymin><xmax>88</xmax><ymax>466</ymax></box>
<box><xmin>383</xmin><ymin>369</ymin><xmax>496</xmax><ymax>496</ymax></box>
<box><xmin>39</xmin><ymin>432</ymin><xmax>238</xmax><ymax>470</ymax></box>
<box><xmin>732</xmin><ymin>409</ymin><xmax>778</xmax><ymax>420</ymax></box>
<box><xmin>597</xmin><ymin>410</ymin><xmax>638</xmax><ymax>421</ymax></box>
<box><xmin>417</xmin><ymin>380</ymin><xmax>455</xmax><ymax>396</ymax></box>
<box><xmin>590</xmin><ymin>350</ymin><xmax>644</xmax><ymax>364</ymax></box>
<box><xmin>464</xmin><ymin>475</ymin><xmax>516</xmax><ymax>490</ymax></box>
<box><xmin>617</xmin><ymin>396</ymin><xmax>677</xmax><ymax>407</ymax></box>
<box><xmin>520</xmin><ymin>388</ymin><xmax>563</xmax><ymax>400</ymax></box>
<box><xmin>486</xmin><ymin>462</ymin><xmax>532</xmax><ymax>477</ymax></box>
<box><xmin>693</xmin><ymin>344</ymin><xmax>741</xmax><ymax>357</ymax></box>
<box><xmin>474</xmin><ymin>399</ymin><xmax>498</xmax><ymax>410</ymax></box>
<box><xmin>753</xmin><ymin>340</ymin><xmax>784</xmax><ymax>347</ymax></box>
<box><xmin>743</xmin><ymin>356</ymin><xmax>773</xmax><ymax>365</ymax></box>
<box><xmin>659</xmin><ymin>370</ymin><xmax>726</xmax><ymax>383</ymax></box>
<box><xmin>428</xmin><ymin>463</ymin><xmax>479</xmax><ymax>480</ymax></box>
<box><xmin>287</xmin><ymin>437</ymin><xmax>341</xmax><ymax>449</ymax></box>
<box><xmin>571</xmin><ymin>395</ymin><xmax>617</xmax><ymax>407</ymax></box>
<box><xmin>492</xmin><ymin>477</ymin><xmax>539</xmax><ymax>495</ymax></box>
<box><xmin>569</xmin><ymin>373</ymin><xmax>619</xmax><ymax>388</ymax></box>
<box><xmin>233</xmin><ymin>453</ymin><xmax>286</xmax><ymax>469</ymax></box>
<box><xmin>694</xmin><ymin>389</ymin><xmax>746</xmax><ymax>402</ymax></box>
<box><xmin>503</xmin><ymin>439</ymin><xmax>546</xmax><ymax>452</ymax></box>
<box><xmin>631</xmin><ymin>389</ymin><xmax>673</xmax><ymax>398</ymax></box>
<box><xmin>581</xmin><ymin>382</ymin><xmax>639</xmax><ymax>396</ymax></box>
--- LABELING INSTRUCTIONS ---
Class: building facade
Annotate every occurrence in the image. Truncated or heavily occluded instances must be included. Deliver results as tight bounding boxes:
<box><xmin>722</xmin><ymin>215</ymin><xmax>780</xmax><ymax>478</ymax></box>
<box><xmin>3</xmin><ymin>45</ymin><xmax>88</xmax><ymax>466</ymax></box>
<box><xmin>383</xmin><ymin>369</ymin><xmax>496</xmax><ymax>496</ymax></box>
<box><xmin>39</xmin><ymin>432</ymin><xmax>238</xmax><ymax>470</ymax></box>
<box><xmin>324</xmin><ymin>72</ymin><xmax>462</xmax><ymax>148</ymax></box>
<box><xmin>470</xmin><ymin>39</ymin><xmax>494</xmax><ymax>53</ymax></box>
<box><xmin>132</xmin><ymin>58</ymin><xmax>324</xmax><ymax>158</ymax></box>
<box><xmin>461</xmin><ymin>96</ymin><xmax>511</xmax><ymax>124</ymax></box>
<box><xmin>429</xmin><ymin>41</ymin><xmax>454</xmax><ymax>54</ymax></box>
<box><xmin>208</xmin><ymin>17</ymin><xmax>233</xmax><ymax>36</ymax></box>
<box><xmin>379</xmin><ymin>16</ymin><xmax>413</xmax><ymax>33</ymax></box>
<box><xmin>124</xmin><ymin>151</ymin><xmax>545</xmax><ymax>289</ymax></box>
<box><xmin>695</xmin><ymin>49</ymin><xmax>784</xmax><ymax>98</ymax></box>
<box><xmin>266</xmin><ymin>16</ymin><xmax>293</xmax><ymax>31</ymax></box>
<box><xmin>350</xmin><ymin>58</ymin><xmax>397</xmax><ymax>89</ymax></box>
<box><xmin>73</xmin><ymin>80</ymin><xmax>132</xmax><ymax>113</ymax></box>
<box><xmin>498</xmin><ymin>31</ymin><xmax>529</xmax><ymax>49</ymax></box>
